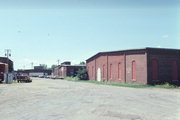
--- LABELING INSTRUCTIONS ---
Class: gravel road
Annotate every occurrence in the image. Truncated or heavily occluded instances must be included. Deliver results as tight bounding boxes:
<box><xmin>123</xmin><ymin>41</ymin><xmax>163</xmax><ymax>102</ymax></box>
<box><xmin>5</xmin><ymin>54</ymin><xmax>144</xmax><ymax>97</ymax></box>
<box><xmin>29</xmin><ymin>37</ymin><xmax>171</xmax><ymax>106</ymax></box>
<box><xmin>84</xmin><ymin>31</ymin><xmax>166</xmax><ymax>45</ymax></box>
<box><xmin>0</xmin><ymin>78</ymin><xmax>179</xmax><ymax>120</ymax></box>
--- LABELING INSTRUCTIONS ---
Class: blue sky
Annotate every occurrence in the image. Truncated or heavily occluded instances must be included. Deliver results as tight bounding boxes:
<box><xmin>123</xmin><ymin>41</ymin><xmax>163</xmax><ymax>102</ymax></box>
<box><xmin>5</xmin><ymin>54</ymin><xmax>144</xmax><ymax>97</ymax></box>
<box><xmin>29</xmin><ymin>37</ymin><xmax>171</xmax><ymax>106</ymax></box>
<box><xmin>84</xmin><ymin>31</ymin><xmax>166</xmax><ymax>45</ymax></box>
<box><xmin>0</xmin><ymin>0</ymin><xmax>179</xmax><ymax>70</ymax></box>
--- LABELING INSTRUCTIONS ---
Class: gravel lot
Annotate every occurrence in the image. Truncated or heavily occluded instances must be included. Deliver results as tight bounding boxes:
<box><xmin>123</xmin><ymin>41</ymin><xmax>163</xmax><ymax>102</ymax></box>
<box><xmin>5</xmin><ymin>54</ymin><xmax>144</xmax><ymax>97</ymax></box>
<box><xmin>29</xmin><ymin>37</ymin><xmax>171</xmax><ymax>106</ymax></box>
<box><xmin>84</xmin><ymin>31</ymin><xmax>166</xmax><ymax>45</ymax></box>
<box><xmin>0</xmin><ymin>78</ymin><xmax>180</xmax><ymax>120</ymax></box>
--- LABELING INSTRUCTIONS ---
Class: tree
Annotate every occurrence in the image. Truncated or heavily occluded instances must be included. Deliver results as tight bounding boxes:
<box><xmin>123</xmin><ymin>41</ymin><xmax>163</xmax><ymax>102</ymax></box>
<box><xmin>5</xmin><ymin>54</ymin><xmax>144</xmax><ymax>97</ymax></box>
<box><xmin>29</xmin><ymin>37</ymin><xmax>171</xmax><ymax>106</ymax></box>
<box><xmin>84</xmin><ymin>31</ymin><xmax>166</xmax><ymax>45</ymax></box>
<box><xmin>80</xmin><ymin>61</ymin><xmax>86</xmax><ymax>65</ymax></box>
<box><xmin>51</xmin><ymin>64</ymin><xmax>58</xmax><ymax>71</ymax></box>
<box><xmin>76</xmin><ymin>68</ymin><xmax>88</xmax><ymax>80</ymax></box>
<box><xmin>39</xmin><ymin>64</ymin><xmax>47</xmax><ymax>69</ymax></box>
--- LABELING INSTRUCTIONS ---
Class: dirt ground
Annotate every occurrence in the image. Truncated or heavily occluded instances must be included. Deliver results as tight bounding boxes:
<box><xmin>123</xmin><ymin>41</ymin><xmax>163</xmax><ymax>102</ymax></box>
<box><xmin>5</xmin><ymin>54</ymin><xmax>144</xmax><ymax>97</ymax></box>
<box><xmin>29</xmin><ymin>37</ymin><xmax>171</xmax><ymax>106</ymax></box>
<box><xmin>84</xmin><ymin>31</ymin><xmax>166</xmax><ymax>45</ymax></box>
<box><xmin>0</xmin><ymin>78</ymin><xmax>179</xmax><ymax>120</ymax></box>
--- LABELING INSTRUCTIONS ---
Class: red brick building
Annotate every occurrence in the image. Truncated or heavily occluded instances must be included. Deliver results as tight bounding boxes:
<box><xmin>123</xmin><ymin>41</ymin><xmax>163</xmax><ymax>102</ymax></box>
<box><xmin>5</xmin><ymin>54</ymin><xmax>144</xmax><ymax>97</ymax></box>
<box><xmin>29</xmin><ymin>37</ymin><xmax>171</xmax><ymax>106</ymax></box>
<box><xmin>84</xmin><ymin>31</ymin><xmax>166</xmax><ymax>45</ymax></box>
<box><xmin>53</xmin><ymin>62</ymin><xmax>86</xmax><ymax>78</ymax></box>
<box><xmin>86</xmin><ymin>48</ymin><xmax>180</xmax><ymax>85</ymax></box>
<box><xmin>0</xmin><ymin>57</ymin><xmax>14</xmax><ymax>83</ymax></box>
<box><xmin>0</xmin><ymin>57</ymin><xmax>14</xmax><ymax>72</ymax></box>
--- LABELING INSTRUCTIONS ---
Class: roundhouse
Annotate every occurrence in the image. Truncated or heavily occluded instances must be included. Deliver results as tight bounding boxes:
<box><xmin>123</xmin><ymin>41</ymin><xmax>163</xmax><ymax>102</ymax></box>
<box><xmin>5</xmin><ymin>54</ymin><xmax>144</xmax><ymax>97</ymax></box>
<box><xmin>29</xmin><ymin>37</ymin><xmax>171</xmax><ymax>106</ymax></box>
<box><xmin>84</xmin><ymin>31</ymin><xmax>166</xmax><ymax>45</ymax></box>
<box><xmin>86</xmin><ymin>48</ymin><xmax>180</xmax><ymax>85</ymax></box>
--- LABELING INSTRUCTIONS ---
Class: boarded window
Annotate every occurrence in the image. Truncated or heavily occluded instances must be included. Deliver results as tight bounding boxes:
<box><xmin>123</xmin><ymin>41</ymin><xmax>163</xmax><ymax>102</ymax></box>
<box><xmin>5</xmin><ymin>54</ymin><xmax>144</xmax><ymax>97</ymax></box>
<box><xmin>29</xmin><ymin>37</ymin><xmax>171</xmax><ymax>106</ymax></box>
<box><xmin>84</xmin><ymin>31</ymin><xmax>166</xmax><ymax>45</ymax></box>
<box><xmin>132</xmin><ymin>61</ymin><xmax>136</xmax><ymax>80</ymax></box>
<box><xmin>152</xmin><ymin>59</ymin><xmax>158</xmax><ymax>80</ymax></box>
<box><xmin>118</xmin><ymin>63</ymin><xmax>122</xmax><ymax>79</ymax></box>
<box><xmin>172</xmin><ymin>60</ymin><xmax>178</xmax><ymax>80</ymax></box>
<box><xmin>110</xmin><ymin>64</ymin><xmax>112</xmax><ymax>79</ymax></box>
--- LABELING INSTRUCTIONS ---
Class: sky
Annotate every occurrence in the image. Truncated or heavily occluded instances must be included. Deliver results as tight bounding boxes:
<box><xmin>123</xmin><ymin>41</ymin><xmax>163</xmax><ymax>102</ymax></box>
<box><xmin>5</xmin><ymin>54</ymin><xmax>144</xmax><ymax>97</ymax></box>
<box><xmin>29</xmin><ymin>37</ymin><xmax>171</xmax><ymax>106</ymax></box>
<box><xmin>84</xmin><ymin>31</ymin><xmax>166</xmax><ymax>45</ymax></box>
<box><xmin>0</xmin><ymin>0</ymin><xmax>179</xmax><ymax>70</ymax></box>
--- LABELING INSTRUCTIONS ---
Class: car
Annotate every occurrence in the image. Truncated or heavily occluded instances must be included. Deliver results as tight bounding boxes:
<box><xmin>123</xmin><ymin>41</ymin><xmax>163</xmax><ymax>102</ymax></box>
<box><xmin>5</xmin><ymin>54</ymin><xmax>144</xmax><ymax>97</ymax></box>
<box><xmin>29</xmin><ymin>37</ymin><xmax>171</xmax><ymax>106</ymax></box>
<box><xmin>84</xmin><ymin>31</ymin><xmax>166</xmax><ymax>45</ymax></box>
<box><xmin>38</xmin><ymin>75</ymin><xmax>45</xmax><ymax>78</ymax></box>
<box><xmin>17</xmin><ymin>75</ymin><xmax>32</xmax><ymax>83</ymax></box>
<box><xmin>51</xmin><ymin>75</ymin><xmax>57</xmax><ymax>79</ymax></box>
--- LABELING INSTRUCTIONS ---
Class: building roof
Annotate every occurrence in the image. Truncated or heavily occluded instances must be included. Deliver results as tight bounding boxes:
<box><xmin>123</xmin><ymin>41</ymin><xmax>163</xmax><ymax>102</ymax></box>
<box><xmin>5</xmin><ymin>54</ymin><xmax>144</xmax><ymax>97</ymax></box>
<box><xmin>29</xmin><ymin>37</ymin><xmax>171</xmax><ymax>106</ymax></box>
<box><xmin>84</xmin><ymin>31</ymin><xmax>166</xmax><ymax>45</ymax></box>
<box><xmin>16</xmin><ymin>69</ymin><xmax>52</xmax><ymax>73</ymax></box>
<box><xmin>0</xmin><ymin>57</ymin><xmax>13</xmax><ymax>63</ymax></box>
<box><xmin>86</xmin><ymin>47</ymin><xmax>180</xmax><ymax>62</ymax></box>
<box><xmin>54</xmin><ymin>64</ymin><xmax>86</xmax><ymax>69</ymax></box>
<box><xmin>61</xmin><ymin>65</ymin><xmax>86</xmax><ymax>67</ymax></box>
<box><xmin>0</xmin><ymin>62</ymin><xmax>6</xmax><ymax>64</ymax></box>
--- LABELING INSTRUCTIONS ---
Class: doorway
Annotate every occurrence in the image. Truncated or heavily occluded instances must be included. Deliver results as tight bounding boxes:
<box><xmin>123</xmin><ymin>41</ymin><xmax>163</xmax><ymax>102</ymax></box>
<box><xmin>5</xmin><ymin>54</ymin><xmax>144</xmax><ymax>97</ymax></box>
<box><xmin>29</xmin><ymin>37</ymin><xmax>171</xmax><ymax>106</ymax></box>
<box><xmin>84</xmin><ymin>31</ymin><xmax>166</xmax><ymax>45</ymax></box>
<box><xmin>97</xmin><ymin>68</ymin><xmax>101</xmax><ymax>82</ymax></box>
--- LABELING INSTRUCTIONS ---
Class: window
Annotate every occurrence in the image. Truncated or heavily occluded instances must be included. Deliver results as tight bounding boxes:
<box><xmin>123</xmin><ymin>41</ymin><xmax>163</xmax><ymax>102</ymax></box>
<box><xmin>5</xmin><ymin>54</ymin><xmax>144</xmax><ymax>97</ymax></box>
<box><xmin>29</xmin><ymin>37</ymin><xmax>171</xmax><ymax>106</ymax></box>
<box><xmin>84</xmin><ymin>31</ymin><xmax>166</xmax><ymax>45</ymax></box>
<box><xmin>172</xmin><ymin>60</ymin><xmax>178</xmax><ymax>80</ymax></box>
<box><xmin>110</xmin><ymin>64</ymin><xmax>112</xmax><ymax>79</ymax></box>
<box><xmin>118</xmin><ymin>63</ymin><xmax>122</xmax><ymax>79</ymax></box>
<box><xmin>132</xmin><ymin>61</ymin><xmax>136</xmax><ymax>80</ymax></box>
<box><xmin>152</xmin><ymin>59</ymin><xmax>158</xmax><ymax>80</ymax></box>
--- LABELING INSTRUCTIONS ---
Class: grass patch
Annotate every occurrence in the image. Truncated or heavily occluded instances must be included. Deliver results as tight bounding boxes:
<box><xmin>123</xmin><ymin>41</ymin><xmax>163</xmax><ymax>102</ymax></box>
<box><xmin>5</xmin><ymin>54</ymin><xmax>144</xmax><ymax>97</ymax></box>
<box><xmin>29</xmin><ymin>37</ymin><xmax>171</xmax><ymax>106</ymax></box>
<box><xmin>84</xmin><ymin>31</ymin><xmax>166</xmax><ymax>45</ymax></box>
<box><xmin>63</xmin><ymin>77</ymin><xmax>180</xmax><ymax>89</ymax></box>
<box><xmin>153</xmin><ymin>83</ymin><xmax>180</xmax><ymax>89</ymax></box>
<box><xmin>64</xmin><ymin>77</ymin><xmax>79</xmax><ymax>81</ymax></box>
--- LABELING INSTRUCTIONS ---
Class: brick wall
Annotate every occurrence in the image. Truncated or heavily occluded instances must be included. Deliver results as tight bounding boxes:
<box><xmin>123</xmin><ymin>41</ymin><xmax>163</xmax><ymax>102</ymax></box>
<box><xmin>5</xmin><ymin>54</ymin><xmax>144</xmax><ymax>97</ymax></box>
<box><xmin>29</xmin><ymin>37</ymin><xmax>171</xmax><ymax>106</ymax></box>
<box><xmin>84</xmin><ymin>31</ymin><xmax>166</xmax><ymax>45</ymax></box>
<box><xmin>125</xmin><ymin>54</ymin><xmax>147</xmax><ymax>84</ymax></box>
<box><xmin>87</xmin><ymin>59</ymin><xmax>96</xmax><ymax>80</ymax></box>
<box><xmin>87</xmin><ymin>52</ymin><xmax>147</xmax><ymax>84</ymax></box>
<box><xmin>95</xmin><ymin>55</ymin><xmax>108</xmax><ymax>81</ymax></box>
<box><xmin>107</xmin><ymin>55</ymin><xmax>125</xmax><ymax>83</ymax></box>
<box><xmin>148</xmin><ymin>54</ymin><xmax>180</xmax><ymax>85</ymax></box>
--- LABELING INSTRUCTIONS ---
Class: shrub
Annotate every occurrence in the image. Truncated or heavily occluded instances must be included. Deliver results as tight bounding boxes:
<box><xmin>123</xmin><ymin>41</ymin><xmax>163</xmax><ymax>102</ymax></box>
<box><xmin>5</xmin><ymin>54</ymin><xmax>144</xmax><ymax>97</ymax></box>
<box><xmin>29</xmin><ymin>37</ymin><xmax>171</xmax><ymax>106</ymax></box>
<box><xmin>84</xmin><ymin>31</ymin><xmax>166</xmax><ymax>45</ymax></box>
<box><xmin>76</xmin><ymin>68</ymin><xmax>88</xmax><ymax>80</ymax></box>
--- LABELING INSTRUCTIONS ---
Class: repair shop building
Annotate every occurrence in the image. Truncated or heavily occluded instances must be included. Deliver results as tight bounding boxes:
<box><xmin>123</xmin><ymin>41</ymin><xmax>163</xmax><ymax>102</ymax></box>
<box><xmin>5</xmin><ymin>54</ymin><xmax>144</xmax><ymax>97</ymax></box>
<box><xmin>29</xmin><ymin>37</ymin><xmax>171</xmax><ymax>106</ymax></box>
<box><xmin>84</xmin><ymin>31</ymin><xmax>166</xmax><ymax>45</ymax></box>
<box><xmin>53</xmin><ymin>61</ymin><xmax>86</xmax><ymax>78</ymax></box>
<box><xmin>17</xmin><ymin>66</ymin><xmax>52</xmax><ymax>77</ymax></box>
<box><xmin>0</xmin><ymin>57</ymin><xmax>14</xmax><ymax>83</ymax></box>
<box><xmin>86</xmin><ymin>48</ymin><xmax>180</xmax><ymax>85</ymax></box>
<box><xmin>0</xmin><ymin>57</ymin><xmax>14</xmax><ymax>72</ymax></box>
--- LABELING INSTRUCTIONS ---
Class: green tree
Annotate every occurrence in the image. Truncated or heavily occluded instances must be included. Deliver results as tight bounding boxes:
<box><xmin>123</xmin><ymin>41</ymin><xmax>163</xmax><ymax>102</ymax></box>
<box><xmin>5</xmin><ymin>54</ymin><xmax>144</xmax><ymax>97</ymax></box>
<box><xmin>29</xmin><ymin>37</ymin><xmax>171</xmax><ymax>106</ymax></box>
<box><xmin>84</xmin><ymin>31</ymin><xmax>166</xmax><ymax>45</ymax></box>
<box><xmin>51</xmin><ymin>64</ymin><xmax>58</xmax><ymax>71</ymax></box>
<box><xmin>39</xmin><ymin>64</ymin><xmax>47</xmax><ymax>69</ymax></box>
<box><xmin>76</xmin><ymin>68</ymin><xmax>88</xmax><ymax>80</ymax></box>
<box><xmin>80</xmin><ymin>61</ymin><xmax>86</xmax><ymax>65</ymax></box>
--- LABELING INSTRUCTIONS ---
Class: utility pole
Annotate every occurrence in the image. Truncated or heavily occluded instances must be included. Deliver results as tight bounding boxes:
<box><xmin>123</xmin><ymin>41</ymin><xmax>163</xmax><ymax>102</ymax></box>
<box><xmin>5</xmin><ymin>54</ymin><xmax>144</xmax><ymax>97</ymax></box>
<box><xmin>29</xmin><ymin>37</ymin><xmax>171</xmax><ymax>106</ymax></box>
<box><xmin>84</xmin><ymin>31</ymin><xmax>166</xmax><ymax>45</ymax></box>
<box><xmin>5</xmin><ymin>49</ymin><xmax>11</xmax><ymax>59</ymax></box>
<box><xmin>4</xmin><ymin>49</ymin><xmax>11</xmax><ymax>83</ymax></box>
<box><xmin>31</xmin><ymin>62</ymin><xmax>34</xmax><ymax>69</ymax></box>
<box><xmin>57</xmin><ymin>59</ymin><xmax>60</xmax><ymax>65</ymax></box>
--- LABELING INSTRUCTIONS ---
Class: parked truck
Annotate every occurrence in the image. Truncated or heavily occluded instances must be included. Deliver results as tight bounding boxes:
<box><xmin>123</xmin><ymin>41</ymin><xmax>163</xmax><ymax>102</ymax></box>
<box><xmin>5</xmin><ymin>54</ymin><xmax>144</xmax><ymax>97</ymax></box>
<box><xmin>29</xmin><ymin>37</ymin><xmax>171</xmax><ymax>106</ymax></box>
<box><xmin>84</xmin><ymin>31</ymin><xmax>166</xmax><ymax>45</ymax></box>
<box><xmin>17</xmin><ymin>74</ymin><xmax>32</xmax><ymax>83</ymax></box>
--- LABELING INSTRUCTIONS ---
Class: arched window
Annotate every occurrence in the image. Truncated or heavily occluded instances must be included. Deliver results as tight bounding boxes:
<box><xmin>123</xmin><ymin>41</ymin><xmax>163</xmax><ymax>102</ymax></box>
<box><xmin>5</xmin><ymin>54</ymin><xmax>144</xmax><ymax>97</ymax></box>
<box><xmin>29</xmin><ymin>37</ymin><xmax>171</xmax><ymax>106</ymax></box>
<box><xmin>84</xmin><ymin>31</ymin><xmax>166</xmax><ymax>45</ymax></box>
<box><xmin>118</xmin><ymin>63</ymin><xmax>122</xmax><ymax>79</ymax></box>
<box><xmin>132</xmin><ymin>61</ymin><xmax>136</xmax><ymax>80</ymax></box>
<box><xmin>152</xmin><ymin>59</ymin><xmax>158</xmax><ymax>80</ymax></box>
<box><xmin>172</xmin><ymin>60</ymin><xmax>178</xmax><ymax>80</ymax></box>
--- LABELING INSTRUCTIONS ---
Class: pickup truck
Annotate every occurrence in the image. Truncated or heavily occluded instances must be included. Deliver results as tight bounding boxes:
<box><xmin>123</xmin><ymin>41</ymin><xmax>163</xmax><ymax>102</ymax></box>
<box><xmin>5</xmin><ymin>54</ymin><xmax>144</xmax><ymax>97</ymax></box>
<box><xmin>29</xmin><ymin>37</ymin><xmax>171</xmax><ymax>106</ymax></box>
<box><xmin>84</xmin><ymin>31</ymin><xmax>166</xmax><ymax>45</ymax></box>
<box><xmin>17</xmin><ymin>75</ymin><xmax>32</xmax><ymax>83</ymax></box>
